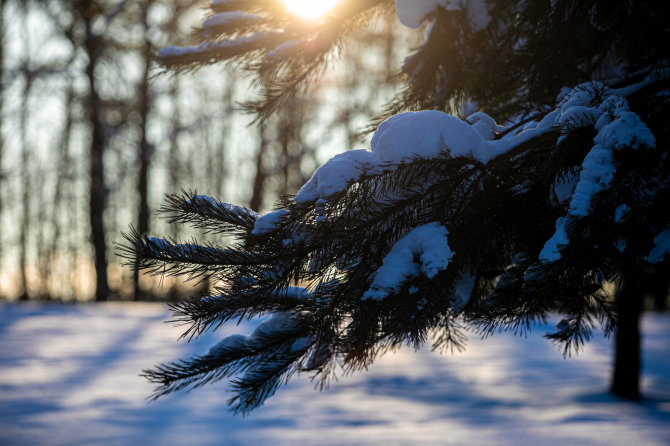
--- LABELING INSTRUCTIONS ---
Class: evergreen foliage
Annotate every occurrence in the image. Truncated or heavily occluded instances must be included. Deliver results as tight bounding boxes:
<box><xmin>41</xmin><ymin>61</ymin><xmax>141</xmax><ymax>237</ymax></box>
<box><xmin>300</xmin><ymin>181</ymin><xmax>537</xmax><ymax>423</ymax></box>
<box><xmin>122</xmin><ymin>0</ymin><xmax>670</xmax><ymax>412</ymax></box>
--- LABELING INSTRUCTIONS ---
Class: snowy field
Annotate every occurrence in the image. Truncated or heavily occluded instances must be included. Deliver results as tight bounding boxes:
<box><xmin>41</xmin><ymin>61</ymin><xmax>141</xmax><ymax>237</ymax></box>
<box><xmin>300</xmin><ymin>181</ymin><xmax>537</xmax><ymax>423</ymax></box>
<box><xmin>0</xmin><ymin>303</ymin><xmax>668</xmax><ymax>446</ymax></box>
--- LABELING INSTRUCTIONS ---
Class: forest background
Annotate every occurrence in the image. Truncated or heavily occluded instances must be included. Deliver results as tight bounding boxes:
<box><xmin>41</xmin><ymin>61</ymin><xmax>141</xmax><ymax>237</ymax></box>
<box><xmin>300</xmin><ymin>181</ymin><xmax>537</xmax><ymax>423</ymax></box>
<box><xmin>0</xmin><ymin>0</ymin><xmax>415</xmax><ymax>302</ymax></box>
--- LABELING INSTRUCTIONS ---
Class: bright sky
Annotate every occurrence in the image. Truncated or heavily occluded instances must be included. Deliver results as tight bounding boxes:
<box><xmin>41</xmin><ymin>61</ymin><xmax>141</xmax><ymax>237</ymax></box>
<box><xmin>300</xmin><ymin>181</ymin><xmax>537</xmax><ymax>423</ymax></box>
<box><xmin>283</xmin><ymin>0</ymin><xmax>339</xmax><ymax>20</ymax></box>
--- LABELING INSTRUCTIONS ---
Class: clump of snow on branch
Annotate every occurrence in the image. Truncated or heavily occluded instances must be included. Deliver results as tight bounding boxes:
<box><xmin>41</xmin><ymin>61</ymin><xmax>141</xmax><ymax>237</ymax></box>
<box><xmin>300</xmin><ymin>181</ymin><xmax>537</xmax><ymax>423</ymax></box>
<box><xmin>371</xmin><ymin>110</ymin><xmax>552</xmax><ymax>166</ymax></box>
<box><xmin>614</xmin><ymin>204</ymin><xmax>630</xmax><ymax>223</ymax></box>
<box><xmin>395</xmin><ymin>0</ymin><xmax>491</xmax><ymax>31</ymax></box>
<box><xmin>539</xmin><ymin>86</ymin><xmax>655</xmax><ymax>262</ymax></box>
<box><xmin>452</xmin><ymin>273</ymin><xmax>475</xmax><ymax>312</ymax></box>
<box><xmin>207</xmin><ymin>312</ymin><xmax>304</xmax><ymax>357</ymax></box>
<box><xmin>202</xmin><ymin>12</ymin><xmax>262</xmax><ymax>37</ymax></box>
<box><xmin>371</xmin><ymin>110</ymin><xmax>483</xmax><ymax>162</ymax></box>
<box><xmin>187</xmin><ymin>194</ymin><xmax>261</xmax><ymax>219</ymax></box>
<box><xmin>539</xmin><ymin>217</ymin><xmax>569</xmax><ymax>263</ymax></box>
<box><xmin>466</xmin><ymin>112</ymin><xmax>503</xmax><ymax>141</ymax></box>
<box><xmin>648</xmin><ymin>229</ymin><xmax>670</xmax><ymax>264</ymax></box>
<box><xmin>295</xmin><ymin>150</ymin><xmax>384</xmax><ymax>203</ymax></box>
<box><xmin>252</xmin><ymin>209</ymin><xmax>290</xmax><ymax>235</ymax></box>
<box><xmin>157</xmin><ymin>31</ymin><xmax>280</xmax><ymax>65</ymax></box>
<box><xmin>363</xmin><ymin>222</ymin><xmax>453</xmax><ymax>301</ymax></box>
<box><xmin>551</xmin><ymin>171</ymin><xmax>579</xmax><ymax>204</ymax></box>
<box><xmin>266</xmin><ymin>40</ymin><xmax>303</xmax><ymax>61</ymax></box>
<box><xmin>294</xmin><ymin>109</ymin><xmax>554</xmax><ymax>205</ymax></box>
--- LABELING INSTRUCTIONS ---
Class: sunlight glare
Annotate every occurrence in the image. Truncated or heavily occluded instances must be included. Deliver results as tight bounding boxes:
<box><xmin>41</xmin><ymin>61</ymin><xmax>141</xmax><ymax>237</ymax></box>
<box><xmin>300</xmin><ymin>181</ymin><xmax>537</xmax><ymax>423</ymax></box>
<box><xmin>283</xmin><ymin>0</ymin><xmax>339</xmax><ymax>20</ymax></box>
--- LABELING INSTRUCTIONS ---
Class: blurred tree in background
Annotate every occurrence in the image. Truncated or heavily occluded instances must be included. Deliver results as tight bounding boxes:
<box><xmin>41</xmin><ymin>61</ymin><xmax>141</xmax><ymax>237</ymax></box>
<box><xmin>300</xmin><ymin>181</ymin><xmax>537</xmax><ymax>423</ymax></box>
<box><xmin>0</xmin><ymin>0</ymin><xmax>411</xmax><ymax>301</ymax></box>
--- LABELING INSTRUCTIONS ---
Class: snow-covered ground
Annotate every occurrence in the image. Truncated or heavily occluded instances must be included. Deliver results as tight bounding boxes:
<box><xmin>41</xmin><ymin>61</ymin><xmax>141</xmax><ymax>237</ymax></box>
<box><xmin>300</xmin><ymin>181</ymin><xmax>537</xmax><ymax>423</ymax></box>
<box><xmin>0</xmin><ymin>303</ymin><xmax>668</xmax><ymax>445</ymax></box>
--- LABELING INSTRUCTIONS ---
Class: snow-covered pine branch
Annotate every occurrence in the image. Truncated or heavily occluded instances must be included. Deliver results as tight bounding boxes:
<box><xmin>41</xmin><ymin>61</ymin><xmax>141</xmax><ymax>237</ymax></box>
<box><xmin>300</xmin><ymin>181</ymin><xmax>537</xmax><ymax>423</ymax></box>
<box><xmin>160</xmin><ymin>190</ymin><xmax>260</xmax><ymax>234</ymax></box>
<box><xmin>134</xmin><ymin>67</ymin><xmax>669</xmax><ymax>411</ymax></box>
<box><xmin>118</xmin><ymin>228</ymin><xmax>273</xmax><ymax>283</ymax></box>
<box><xmin>135</xmin><ymin>0</ymin><xmax>670</xmax><ymax>410</ymax></box>
<box><xmin>157</xmin><ymin>0</ymin><xmax>391</xmax><ymax>119</ymax></box>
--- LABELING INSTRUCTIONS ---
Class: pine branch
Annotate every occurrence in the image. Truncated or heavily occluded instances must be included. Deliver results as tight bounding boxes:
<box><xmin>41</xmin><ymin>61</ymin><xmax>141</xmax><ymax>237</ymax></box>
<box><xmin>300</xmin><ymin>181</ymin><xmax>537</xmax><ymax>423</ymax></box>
<box><xmin>167</xmin><ymin>286</ymin><xmax>312</xmax><ymax>340</ymax></box>
<box><xmin>158</xmin><ymin>0</ymin><xmax>392</xmax><ymax>120</ymax></box>
<box><xmin>159</xmin><ymin>190</ymin><xmax>259</xmax><ymax>234</ymax></box>
<box><xmin>117</xmin><ymin>228</ymin><xmax>271</xmax><ymax>283</ymax></box>
<box><xmin>144</xmin><ymin>312</ymin><xmax>310</xmax><ymax>394</ymax></box>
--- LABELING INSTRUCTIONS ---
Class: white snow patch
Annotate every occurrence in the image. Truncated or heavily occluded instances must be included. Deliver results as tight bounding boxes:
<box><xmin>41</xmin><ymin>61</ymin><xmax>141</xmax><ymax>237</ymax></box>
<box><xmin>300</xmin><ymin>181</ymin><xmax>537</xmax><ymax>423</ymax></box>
<box><xmin>208</xmin><ymin>312</ymin><xmax>303</xmax><ymax>355</ymax></box>
<box><xmin>466</xmin><ymin>112</ymin><xmax>498</xmax><ymax>141</ymax></box>
<box><xmin>207</xmin><ymin>334</ymin><xmax>248</xmax><ymax>356</ymax></box>
<box><xmin>363</xmin><ymin>222</ymin><xmax>453</xmax><ymax>301</ymax></box>
<box><xmin>551</xmin><ymin>171</ymin><xmax>578</xmax><ymax>204</ymax></box>
<box><xmin>568</xmin><ymin>144</ymin><xmax>616</xmax><ymax>218</ymax></box>
<box><xmin>158</xmin><ymin>31</ymin><xmax>279</xmax><ymax>63</ymax></box>
<box><xmin>290</xmin><ymin>337</ymin><xmax>311</xmax><ymax>353</ymax></box>
<box><xmin>540</xmin><ymin>89</ymin><xmax>655</xmax><ymax>263</ymax></box>
<box><xmin>188</xmin><ymin>194</ymin><xmax>261</xmax><ymax>219</ymax></box>
<box><xmin>615</xmin><ymin>239</ymin><xmax>627</xmax><ymax>253</ymax></box>
<box><xmin>648</xmin><ymin>229</ymin><xmax>670</xmax><ymax>264</ymax></box>
<box><xmin>295</xmin><ymin>150</ymin><xmax>383</xmax><ymax>203</ymax></box>
<box><xmin>568</xmin><ymin>97</ymin><xmax>654</xmax><ymax>218</ymax></box>
<box><xmin>371</xmin><ymin>111</ymin><xmax>484</xmax><ymax>163</ymax></box>
<box><xmin>614</xmin><ymin>204</ymin><xmax>630</xmax><ymax>223</ymax></box>
<box><xmin>371</xmin><ymin>110</ymin><xmax>529</xmax><ymax>165</ymax></box>
<box><xmin>2</xmin><ymin>304</ymin><xmax>669</xmax><ymax>444</ymax></box>
<box><xmin>539</xmin><ymin>217</ymin><xmax>569</xmax><ymax>262</ymax></box>
<box><xmin>556</xmin><ymin>106</ymin><xmax>600</xmax><ymax>141</ymax></box>
<box><xmin>452</xmin><ymin>274</ymin><xmax>475</xmax><ymax>312</ymax></box>
<box><xmin>266</xmin><ymin>40</ymin><xmax>302</xmax><ymax>60</ymax></box>
<box><xmin>594</xmin><ymin>107</ymin><xmax>655</xmax><ymax>151</ymax></box>
<box><xmin>538</xmin><ymin>109</ymin><xmax>560</xmax><ymax>129</ymax></box>
<box><xmin>252</xmin><ymin>209</ymin><xmax>289</xmax><ymax>235</ymax></box>
<box><xmin>295</xmin><ymin>110</ymin><xmax>553</xmax><ymax>204</ymax></box>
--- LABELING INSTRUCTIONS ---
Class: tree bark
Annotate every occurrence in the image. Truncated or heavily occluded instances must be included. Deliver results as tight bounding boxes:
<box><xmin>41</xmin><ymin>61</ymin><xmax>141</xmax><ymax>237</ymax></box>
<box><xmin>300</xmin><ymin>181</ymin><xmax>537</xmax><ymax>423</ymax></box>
<box><xmin>611</xmin><ymin>269</ymin><xmax>643</xmax><ymax>400</ymax></box>
<box><xmin>249</xmin><ymin>125</ymin><xmax>267</xmax><ymax>212</ymax></box>
<box><xmin>0</xmin><ymin>0</ymin><xmax>5</xmax><ymax>297</ymax></box>
<box><xmin>83</xmin><ymin>4</ymin><xmax>110</xmax><ymax>302</ymax></box>
<box><xmin>18</xmin><ymin>72</ymin><xmax>32</xmax><ymax>301</ymax></box>
<box><xmin>133</xmin><ymin>1</ymin><xmax>152</xmax><ymax>301</ymax></box>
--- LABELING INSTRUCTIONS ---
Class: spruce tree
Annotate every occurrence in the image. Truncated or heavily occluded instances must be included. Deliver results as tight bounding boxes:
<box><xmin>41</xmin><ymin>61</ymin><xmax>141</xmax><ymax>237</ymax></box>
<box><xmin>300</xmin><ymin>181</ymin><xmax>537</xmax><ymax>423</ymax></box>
<box><xmin>121</xmin><ymin>0</ymin><xmax>670</xmax><ymax>412</ymax></box>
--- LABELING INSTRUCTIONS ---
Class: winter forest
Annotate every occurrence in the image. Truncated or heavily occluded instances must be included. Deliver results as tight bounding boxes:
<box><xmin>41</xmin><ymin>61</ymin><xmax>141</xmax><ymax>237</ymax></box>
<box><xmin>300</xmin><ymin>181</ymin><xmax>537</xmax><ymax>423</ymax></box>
<box><xmin>1</xmin><ymin>1</ymin><xmax>669</xmax><ymax>445</ymax></box>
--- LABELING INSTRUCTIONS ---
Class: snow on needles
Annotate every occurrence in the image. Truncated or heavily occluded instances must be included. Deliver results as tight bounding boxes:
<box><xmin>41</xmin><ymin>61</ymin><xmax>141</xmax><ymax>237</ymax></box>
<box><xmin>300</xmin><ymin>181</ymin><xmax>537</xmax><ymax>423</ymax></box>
<box><xmin>202</xmin><ymin>12</ymin><xmax>262</xmax><ymax>37</ymax></box>
<box><xmin>372</xmin><ymin>110</ymin><xmax>484</xmax><ymax>163</ymax></box>
<box><xmin>295</xmin><ymin>110</ymin><xmax>549</xmax><ymax>205</ymax></box>
<box><xmin>539</xmin><ymin>85</ymin><xmax>656</xmax><ymax>263</ymax></box>
<box><xmin>648</xmin><ymin>229</ymin><xmax>670</xmax><ymax>264</ymax></box>
<box><xmin>295</xmin><ymin>150</ymin><xmax>383</xmax><ymax>204</ymax></box>
<box><xmin>363</xmin><ymin>222</ymin><xmax>453</xmax><ymax>301</ymax></box>
<box><xmin>207</xmin><ymin>311</ymin><xmax>305</xmax><ymax>357</ymax></box>
<box><xmin>252</xmin><ymin>209</ymin><xmax>289</xmax><ymax>235</ymax></box>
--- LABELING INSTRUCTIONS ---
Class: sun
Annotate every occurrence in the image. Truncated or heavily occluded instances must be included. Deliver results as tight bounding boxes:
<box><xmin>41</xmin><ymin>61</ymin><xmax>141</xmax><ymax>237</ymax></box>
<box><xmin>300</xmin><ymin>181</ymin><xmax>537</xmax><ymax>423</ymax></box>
<box><xmin>282</xmin><ymin>0</ymin><xmax>339</xmax><ymax>20</ymax></box>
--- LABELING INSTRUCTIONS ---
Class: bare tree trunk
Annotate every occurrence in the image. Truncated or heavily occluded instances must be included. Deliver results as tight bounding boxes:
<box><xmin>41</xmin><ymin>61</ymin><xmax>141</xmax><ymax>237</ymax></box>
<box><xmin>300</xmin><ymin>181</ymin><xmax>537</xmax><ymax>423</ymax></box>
<box><xmin>249</xmin><ymin>125</ymin><xmax>267</xmax><ymax>212</ymax></box>
<box><xmin>36</xmin><ymin>162</ymin><xmax>50</xmax><ymax>299</ymax></box>
<box><xmin>0</xmin><ymin>0</ymin><xmax>5</xmax><ymax>296</ymax></box>
<box><xmin>278</xmin><ymin>117</ymin><xmax>290</xmax><ymax>198</ymax></box>
<box><xmin>18</xmin><ymin>71</ymin><xmax>33</xmax><ymax>301</ymax></box>
<box><xmin>83</xmin><ymin>4</ymin><xmax>110</xmax><ymax>302</ymax></box>
<box><xmin>46</xmin><ymin>84</ymin><xmax>75</xmax><ymax>299</ymax></box>
<box><xmin>215</xmin><ymin>79</ymin><xmax>233</xmax><ymax>198</ymax></box>
<box><xmin>611</xmin><ymin>268</ymin><xmax>643</xmax><ymax>400</ymax></box>
<box><xmin>133</xmin><ymin>1</ymin><xmax>153</xmax><ymax>301</ymax></box>
<box><xmin>649</xmin><ymin>270</ymin><xmax>668</xmax><ymax>312</ymax></box>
